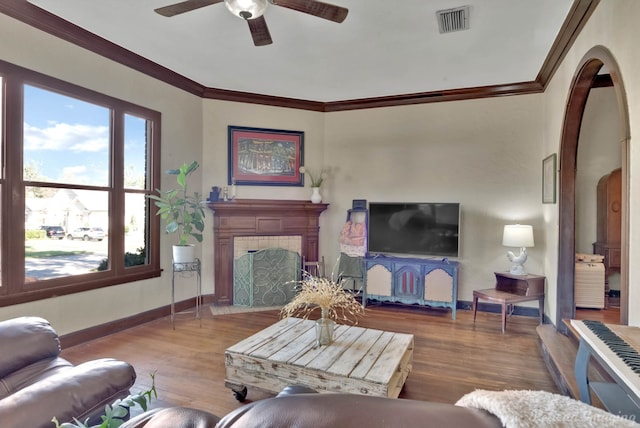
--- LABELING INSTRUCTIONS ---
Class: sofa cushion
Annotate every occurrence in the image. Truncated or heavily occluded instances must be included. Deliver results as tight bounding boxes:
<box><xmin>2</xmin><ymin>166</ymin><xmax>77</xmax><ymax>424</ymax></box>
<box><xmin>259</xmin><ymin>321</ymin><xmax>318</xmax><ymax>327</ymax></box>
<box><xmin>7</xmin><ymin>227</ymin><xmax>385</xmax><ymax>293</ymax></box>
<box><xmin>0</xmin><ymin>316</ymin><xmax>60</xmax><ymax>378</ymax></box>
<box><xmin>0</xmin><ymin>356</ymin><xmax>73</xmax><ymax>399</ymax></box>
<box><xmin>215</xmin><ymin>393</ymin><xmax>502</xmax><ymax>428</ymax></box>
<box><xmin>0</xmin><ymin>358</ymin><xmax>136</xmax><ymax>428</ymax></box>
<box><xmin>121</xmin><ymin>407</ymin><xmax>221</xmax><ymax>428</ymax></box>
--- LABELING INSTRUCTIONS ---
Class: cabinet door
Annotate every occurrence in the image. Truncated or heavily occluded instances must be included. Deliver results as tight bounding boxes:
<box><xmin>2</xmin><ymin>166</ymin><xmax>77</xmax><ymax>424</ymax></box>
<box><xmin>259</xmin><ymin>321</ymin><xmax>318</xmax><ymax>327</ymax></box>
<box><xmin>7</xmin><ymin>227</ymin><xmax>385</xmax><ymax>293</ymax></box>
<box><xmin>394</xmin><ymin>265</ymin><xmax>422</xmax><ymax>301</ymax></box>
<box><xmin>608</xmin><ymin>247</ymin><xmax>621</xmax><ymax>269</ymax></box>
<box><xmin>366</xmin><ymin>263</ymin><xmax>392</xmax><ymax>296</ymax></box>
<box><xmin>423</xmin><ymin>268</ymin><xmax>453</xmax><ymax>303</ymax></box>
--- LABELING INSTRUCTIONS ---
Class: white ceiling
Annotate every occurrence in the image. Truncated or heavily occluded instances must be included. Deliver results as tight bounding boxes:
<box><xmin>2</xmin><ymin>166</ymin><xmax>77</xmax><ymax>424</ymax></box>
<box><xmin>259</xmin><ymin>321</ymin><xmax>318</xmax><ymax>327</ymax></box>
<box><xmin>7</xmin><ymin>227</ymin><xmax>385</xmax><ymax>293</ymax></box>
<box><xmin>27</xmin><ymin>0</ymin><xmax>574</xmax><ymax>102</ymax></box>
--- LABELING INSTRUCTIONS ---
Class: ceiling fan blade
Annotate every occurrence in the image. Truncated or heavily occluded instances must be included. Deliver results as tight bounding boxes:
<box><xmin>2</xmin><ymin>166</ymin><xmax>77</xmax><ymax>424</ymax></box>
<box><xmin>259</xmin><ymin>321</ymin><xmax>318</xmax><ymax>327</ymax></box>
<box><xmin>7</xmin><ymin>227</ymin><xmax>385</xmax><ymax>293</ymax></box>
<box><xmin>154</xmin><ymin>0</ymin><xmax>224</xmax><ymax>17</ymax></box>
<box><xmin>247</xmin><ymin>16</ymin><xmax>273</xmax><ymax>46</ymax></box>
<box><xmin>271</xmin><ymin>0</ymin><xmax>348</xmax><ymax>23</ymax></box>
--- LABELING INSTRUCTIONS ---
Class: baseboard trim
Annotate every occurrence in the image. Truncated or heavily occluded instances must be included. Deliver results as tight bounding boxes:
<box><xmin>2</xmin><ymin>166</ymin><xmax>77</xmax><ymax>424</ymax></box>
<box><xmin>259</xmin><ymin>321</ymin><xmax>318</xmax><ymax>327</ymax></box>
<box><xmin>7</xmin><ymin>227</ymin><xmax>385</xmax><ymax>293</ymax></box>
<box><xmin>59</xmin><ymin>294</ymin><xmax>214</xmax><ymax>348</ymax></box>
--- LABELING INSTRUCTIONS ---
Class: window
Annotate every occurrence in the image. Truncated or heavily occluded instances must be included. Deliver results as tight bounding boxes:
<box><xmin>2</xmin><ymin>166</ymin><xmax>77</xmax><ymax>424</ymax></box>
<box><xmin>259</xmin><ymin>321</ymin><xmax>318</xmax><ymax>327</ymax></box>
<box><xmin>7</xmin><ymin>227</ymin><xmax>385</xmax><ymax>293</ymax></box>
<box><xmin>0</xmin><ymin>60</ymin><xmax>161</xmax><ymax>305</ymax></box>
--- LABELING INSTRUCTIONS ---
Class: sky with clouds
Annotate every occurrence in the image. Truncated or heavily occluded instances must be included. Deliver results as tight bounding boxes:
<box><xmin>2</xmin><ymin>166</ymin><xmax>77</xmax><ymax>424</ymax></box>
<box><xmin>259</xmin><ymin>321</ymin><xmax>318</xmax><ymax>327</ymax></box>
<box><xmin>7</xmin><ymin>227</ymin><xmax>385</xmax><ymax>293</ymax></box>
<box><xmin>23</xmin><ymin>84</ymin><xmax>147</xmax><ymax>188</ymax></box>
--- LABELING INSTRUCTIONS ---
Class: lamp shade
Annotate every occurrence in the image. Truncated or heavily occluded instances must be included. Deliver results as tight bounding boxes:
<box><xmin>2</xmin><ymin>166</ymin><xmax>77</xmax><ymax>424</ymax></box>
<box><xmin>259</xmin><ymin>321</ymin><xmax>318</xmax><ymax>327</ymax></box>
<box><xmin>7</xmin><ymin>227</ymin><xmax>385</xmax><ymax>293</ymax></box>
<box><xmin>502</xmin><ymin>224</ymin><xmax>534</xmax><ymax>248</ymax></box>
<box><xmin>224</xmin><ymin>0</ymin><xmax>267</xmax><ymax>19</ymax></box>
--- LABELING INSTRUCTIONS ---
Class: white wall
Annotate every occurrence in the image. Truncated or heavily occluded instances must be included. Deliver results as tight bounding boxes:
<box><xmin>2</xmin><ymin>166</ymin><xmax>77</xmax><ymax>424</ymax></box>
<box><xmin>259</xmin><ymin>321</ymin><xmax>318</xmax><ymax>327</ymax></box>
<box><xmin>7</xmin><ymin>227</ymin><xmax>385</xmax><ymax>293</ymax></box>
<box><xmin>576</xmin><ymin>87</ymin><xmax>622</xmax><ymax>255</ymax></box>
<box><xmin>576</xmin><ymin>87</ymin><xmax>622</xmax><ymax>291</ymax></box>
<box><xmin>542</xmin><ymin>0</ymin><xmax>640</xmax><ymax>325</ymax></box>
<box><xmin>199</xmin><ymin>95</ymin><xmax>547</xmax><ymax>308</ymax></box>
<box><xmin>200</xmin><ymin>100</ymin><xmax>325</xmax><ymax>291</ymax></box>
<box><xmin>322</xmin><ymin>95</ymin><xmax>546</xmax><ymax>303</ymax></box>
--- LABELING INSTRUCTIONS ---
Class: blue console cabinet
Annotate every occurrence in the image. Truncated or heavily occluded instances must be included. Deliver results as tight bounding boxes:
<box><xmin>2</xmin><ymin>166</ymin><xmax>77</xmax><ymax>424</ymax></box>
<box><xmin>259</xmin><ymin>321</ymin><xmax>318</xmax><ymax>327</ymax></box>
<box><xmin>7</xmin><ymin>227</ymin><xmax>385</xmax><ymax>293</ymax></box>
<box><xmin>363</xmin><ymin>255</ymin><xmax>459</xmax><ymax>319</ymax></box>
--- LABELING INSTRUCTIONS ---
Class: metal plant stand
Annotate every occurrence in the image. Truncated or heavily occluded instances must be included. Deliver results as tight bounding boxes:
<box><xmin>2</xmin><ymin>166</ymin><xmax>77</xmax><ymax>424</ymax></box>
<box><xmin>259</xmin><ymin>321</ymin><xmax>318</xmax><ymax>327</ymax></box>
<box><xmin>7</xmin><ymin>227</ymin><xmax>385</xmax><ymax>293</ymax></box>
<box><xmin>171</xmin><ymin>258</ymin><xmax>202</xmax><ymax>329</ymax></box>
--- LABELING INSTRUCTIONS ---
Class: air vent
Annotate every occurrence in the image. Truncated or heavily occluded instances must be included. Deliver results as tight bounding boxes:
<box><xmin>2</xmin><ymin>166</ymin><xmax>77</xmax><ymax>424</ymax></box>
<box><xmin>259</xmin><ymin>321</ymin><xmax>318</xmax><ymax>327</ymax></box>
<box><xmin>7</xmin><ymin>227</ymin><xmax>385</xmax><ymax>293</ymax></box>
<box><xmin>436</xmin><ymin>6</ymin><xmax>470</xmax><ymax>34</ymax></box>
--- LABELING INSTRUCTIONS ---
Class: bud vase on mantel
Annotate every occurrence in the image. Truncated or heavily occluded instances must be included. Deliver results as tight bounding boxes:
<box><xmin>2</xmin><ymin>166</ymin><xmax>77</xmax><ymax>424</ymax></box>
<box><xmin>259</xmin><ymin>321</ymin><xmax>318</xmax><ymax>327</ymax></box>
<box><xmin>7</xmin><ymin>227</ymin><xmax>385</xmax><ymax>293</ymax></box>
<box><xmin>310</xmin><ymin>187</ymin><xmax>322</xmax><ymax>204</ymax></box>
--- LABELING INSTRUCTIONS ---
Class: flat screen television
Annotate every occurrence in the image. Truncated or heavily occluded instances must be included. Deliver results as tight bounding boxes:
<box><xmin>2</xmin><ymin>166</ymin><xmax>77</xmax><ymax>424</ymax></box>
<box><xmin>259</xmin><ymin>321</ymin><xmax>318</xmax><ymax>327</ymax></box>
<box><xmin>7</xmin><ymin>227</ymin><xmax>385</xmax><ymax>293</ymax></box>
<box><xmin>368</xmin><ymin>202</ymin><xmax>460</xmax><ymax>257</ymax></box>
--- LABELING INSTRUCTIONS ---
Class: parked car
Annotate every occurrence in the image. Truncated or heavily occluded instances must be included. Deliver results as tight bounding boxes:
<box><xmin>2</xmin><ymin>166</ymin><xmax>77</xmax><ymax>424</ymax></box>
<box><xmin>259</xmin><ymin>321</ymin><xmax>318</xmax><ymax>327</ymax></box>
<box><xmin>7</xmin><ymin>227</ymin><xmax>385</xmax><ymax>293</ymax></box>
<box><xmin>67</xmin><ymin>227</ymin><xmax>105</xmax><ymax>241</ymax></box>
<box><xmin>39</xmin><ymin>225</ymin><xmax>65</xmax><ymax>240</ymax></box>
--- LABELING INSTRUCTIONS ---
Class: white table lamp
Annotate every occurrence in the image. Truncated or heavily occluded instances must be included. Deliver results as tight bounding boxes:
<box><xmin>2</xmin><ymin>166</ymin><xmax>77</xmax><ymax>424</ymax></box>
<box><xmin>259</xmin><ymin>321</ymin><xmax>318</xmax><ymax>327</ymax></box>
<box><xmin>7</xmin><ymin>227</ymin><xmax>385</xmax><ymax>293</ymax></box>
<box><xmin>502</xmin><ymin>224</ymin><xmax>534</xmax><ymax>275</ymax></box>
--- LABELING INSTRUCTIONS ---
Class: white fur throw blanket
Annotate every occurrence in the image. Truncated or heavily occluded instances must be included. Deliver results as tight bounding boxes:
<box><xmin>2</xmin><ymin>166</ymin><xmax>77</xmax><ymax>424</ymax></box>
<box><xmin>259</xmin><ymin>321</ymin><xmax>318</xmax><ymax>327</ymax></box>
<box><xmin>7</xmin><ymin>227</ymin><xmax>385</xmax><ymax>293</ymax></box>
<box><xmin>455</xmin><ymin>389</ymin><xmax>639</xmax><ymax>427</ymax></box>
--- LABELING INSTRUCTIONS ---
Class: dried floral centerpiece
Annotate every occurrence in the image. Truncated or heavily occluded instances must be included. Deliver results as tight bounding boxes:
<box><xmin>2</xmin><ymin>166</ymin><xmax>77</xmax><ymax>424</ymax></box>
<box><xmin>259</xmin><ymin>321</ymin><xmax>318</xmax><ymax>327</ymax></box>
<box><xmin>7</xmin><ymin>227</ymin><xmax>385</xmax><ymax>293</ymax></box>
<box><xmin>281</xmin><ymin>273</ymin><xmax>365</xmax><ymax>346</ymax></box>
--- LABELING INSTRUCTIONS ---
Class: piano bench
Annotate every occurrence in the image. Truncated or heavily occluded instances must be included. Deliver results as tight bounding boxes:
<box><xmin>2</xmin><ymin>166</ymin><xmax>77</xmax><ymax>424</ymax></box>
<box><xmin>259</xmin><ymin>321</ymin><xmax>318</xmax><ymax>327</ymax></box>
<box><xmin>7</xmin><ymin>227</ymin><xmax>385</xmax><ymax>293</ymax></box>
<box><xmin>472</xmin><ymin>288</ymin><xmax>545</xmax><ymax>334</ymax></box>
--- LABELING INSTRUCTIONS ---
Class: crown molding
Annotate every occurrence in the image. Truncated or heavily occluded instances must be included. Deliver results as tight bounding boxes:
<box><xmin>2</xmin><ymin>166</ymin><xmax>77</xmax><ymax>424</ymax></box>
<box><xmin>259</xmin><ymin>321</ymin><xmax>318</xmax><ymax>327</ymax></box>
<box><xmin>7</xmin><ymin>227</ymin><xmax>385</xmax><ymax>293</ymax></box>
<box><xmin>0</xmin><ymin>0</ymin><xmax>206</xmax><ymax>97</ymax></box>
<box><xmin>537</xmin><ymin>0</ymin><xmax>600</xmax><ymax>88</ymax></box>
<box><xmin>2</xmin><ymin>0</ymin><xmax>598</xmax><ymax>112</ymax></box>
<box><xmin>323</xmin><ymin>81</ymin><xmax>545</xmax><ymax>112</ymax></box>
<box><xmin>202</xmin><ymin>87</ymin><xmax>324</xmax><ymax>111</ymax></box>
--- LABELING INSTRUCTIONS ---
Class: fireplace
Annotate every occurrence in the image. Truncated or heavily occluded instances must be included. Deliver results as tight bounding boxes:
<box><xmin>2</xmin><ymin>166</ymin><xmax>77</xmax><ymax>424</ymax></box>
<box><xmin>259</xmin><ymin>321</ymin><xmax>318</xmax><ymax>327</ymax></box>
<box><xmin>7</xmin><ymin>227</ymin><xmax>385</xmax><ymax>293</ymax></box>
<box><xmin>208</xmin><ymin>199</ymin><xmax>329</xmax><ymax>305</ymax></box>
<box><xmin>233</xmin><ymin>248</ymin><xmax>300</xmax><ymax>307</ymax></box>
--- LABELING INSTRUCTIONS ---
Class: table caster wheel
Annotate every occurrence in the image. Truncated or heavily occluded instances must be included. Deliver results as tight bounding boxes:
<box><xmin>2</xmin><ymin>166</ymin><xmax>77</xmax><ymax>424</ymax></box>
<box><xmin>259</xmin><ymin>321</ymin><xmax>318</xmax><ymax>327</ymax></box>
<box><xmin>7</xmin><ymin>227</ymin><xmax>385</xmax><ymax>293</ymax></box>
<box><xmin>233</xmin><ymin>386</ymin><xmax>248</xmax><ymax>402</ymax></box>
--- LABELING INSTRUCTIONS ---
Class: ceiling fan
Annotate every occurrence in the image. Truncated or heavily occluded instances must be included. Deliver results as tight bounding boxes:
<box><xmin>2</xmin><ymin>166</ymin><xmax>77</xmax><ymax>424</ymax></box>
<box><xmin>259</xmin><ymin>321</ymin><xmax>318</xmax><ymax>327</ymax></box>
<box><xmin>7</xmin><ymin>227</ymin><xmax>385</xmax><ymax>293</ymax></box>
<box><xmin>154</xmin><ymin>0</ymin><xmax>349</xmax><ymax>46</ymax></box>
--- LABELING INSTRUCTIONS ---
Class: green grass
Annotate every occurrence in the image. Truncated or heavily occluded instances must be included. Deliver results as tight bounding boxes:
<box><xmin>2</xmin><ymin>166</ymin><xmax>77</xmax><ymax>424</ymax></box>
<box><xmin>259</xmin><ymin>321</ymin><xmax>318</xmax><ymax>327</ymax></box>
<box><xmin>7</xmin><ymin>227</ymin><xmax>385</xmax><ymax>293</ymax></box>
<box><xmin>25</xmin><ymin>247</ymin><xmax>88</xmax><ymax>258</ymax></box>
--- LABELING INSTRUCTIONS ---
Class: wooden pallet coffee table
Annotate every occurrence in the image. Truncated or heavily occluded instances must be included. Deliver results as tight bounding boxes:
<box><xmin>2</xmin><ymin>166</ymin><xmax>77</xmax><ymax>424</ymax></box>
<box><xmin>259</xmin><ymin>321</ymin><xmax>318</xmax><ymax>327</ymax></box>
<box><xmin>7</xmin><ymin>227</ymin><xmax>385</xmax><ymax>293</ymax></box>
<box><xmin>224</xmin><ymin>317</ymin><xmax>413</xmax><ymax>401</ymax></box>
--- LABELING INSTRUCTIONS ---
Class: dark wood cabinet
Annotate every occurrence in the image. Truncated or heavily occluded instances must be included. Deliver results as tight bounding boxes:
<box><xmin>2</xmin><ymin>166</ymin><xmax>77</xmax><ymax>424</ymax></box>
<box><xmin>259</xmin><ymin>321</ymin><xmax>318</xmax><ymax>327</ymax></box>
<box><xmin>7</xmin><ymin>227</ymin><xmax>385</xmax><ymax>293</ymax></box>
<box><xmin>593</xmin><ymin>168</ymin><xmax>621</xmax><ymax>282</ymax></box>
<box><xmin>494</xmin><ymin>272</ymin><xmax>545</xmax><ymax>297</ymax></box>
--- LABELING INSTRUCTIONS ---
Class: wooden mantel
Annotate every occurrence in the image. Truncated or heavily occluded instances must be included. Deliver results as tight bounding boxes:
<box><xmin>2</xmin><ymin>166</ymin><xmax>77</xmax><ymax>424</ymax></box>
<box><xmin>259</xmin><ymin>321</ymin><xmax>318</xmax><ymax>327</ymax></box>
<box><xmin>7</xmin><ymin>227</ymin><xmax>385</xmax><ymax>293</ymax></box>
<box><xmin>207</xmin><ymin>199</ymin><xmax>329</xmax><ymax>305</ymax></box>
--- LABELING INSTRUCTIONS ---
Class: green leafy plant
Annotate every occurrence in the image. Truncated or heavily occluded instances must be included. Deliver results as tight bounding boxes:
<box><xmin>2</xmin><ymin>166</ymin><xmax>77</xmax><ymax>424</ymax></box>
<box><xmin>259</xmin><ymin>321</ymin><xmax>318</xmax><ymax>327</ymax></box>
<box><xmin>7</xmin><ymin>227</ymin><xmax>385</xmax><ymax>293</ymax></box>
<box><xmin>147</xmin><ymin>161</ymin><xmax>205</xmax><ymax>245</ymax></box>
<box><xmin>97</xmin><ymin>247</ymin><xmax>146</xmax><ymax>271</ymax></box>
<box><xmin>52</xmin><ymin>372</ymin><xmax>157</xmax><ymax>428</ymax></box>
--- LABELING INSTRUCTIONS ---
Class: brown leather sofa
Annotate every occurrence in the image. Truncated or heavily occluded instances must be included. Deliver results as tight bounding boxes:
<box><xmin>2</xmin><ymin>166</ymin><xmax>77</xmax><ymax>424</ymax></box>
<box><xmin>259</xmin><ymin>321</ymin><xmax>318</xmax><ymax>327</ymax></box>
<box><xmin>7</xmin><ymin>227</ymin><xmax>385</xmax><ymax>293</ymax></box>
<box><xmin>122</xmin><ymin>386</ymin><xmax>502</xmax><ymax>428</ymax></box>
<box><xmin>122</xmin><ymin>385</ymin><xmax>640</xmax><ymax>428</ymax></box>
<box><xmin>0</xmin><ymin>316</ymin><xmax>136</xmax><ymax>428</ymax></box>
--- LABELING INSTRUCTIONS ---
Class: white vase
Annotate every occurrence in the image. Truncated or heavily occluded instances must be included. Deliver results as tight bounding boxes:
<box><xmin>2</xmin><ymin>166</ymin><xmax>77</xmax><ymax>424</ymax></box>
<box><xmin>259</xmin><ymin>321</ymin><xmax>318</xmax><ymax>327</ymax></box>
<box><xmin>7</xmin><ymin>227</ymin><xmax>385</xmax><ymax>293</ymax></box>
<box><xmin>173</xmin><ymin>244</ymin><xmax>195</xmax><ymax>263</ymax></box>
<box><xmin>310</xmin><ymin>187</ymin><xmax>322</xmax><ymax>204</ymax></box>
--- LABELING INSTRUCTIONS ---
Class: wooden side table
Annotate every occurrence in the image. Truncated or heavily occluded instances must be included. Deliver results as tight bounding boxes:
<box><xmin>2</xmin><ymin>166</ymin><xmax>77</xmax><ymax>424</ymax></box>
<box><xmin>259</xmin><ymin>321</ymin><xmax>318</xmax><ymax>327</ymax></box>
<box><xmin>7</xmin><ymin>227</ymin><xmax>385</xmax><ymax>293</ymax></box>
<box><xmin>472</xmin><ymin>272</ymin><xmax>545</xmax><ymax>333</ymax></box>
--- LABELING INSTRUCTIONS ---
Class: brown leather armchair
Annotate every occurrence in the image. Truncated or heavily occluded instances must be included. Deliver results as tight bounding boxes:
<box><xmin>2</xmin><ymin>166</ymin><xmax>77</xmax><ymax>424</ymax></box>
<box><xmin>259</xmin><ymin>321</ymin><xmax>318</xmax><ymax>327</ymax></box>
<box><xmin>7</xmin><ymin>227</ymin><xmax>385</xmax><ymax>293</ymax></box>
<box><xmin>0</xmin><ymin>316</ymin><xmax>136</xmax><ymax>428</ymax></box>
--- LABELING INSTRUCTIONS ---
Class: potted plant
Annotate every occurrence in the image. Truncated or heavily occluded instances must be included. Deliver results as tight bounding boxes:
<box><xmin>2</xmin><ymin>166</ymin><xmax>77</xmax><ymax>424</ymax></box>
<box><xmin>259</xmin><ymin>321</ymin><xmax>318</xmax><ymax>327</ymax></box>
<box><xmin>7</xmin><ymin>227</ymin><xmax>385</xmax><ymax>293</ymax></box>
<box><xmin>52</xmin><ymin>373</ymin><xmax>157</xmax><ymax>428</ymax></box>
<box><xmin>299</xmin><ymin>166</ymin><xmax>326</xmax><ymax>203</ymax></box>
<box><xmin>148</xmin><ymin>161</ymin><xmax>205</xmax><ymax>263</ymax></box>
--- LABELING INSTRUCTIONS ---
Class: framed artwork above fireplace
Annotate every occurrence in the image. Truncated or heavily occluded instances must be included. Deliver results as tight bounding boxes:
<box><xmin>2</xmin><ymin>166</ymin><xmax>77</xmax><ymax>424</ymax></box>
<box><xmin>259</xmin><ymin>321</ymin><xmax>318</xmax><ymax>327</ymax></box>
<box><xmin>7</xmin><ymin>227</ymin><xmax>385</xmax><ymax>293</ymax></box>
<box><xmin>227</xmin><ymin>125</ymin><xmax>304</xmax><ymax>186</ymax></box>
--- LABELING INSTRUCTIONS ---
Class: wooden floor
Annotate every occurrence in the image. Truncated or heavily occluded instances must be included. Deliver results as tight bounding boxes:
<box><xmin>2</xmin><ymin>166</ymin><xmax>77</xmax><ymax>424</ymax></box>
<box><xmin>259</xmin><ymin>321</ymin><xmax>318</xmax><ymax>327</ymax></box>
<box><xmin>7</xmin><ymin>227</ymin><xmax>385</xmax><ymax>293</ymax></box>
<box><xmin>536</xmin><ymin>305</ymin><xmax>621</xmax><ymax>402</ymax></box>
<box><xmin>60</xmin><ymin>305</ymin><xmax>558</xmax><ymax>420</ymax></box>
<box><xmin>576</xmin><ymin>305</ymin><xmax>621</xmax><ymax>324</ymax></box>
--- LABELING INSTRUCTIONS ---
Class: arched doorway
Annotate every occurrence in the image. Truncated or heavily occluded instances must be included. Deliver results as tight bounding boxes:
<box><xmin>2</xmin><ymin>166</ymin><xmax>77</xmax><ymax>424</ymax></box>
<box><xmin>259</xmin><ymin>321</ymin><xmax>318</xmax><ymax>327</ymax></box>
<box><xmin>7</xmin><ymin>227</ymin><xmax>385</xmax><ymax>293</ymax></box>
<box><xmin>556</xmin><ymin>45</ymin><xmax>631</xmax><ymax>333</ymax></box>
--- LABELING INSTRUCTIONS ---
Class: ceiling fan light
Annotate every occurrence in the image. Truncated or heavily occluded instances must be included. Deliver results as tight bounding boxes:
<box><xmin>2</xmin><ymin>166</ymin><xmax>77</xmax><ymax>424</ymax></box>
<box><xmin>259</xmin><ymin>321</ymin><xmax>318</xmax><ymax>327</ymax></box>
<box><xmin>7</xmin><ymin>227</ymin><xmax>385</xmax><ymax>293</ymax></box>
<box><xmin>224</xmin><ymin>0</ymin><xmax>267</xmax><ymax>20</ymax></box>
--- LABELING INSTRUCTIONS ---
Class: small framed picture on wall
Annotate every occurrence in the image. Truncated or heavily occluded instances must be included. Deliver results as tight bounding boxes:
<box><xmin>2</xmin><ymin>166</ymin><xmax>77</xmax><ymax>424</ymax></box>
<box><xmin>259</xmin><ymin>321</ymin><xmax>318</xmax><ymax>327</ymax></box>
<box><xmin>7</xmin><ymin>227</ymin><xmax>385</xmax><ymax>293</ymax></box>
<box><xmin>542</xmin><ymin>153</ymin><xmax>557</xmax><ymax>204</ymax></box>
